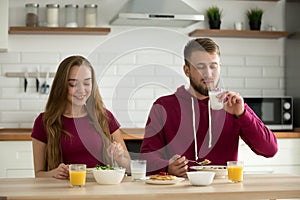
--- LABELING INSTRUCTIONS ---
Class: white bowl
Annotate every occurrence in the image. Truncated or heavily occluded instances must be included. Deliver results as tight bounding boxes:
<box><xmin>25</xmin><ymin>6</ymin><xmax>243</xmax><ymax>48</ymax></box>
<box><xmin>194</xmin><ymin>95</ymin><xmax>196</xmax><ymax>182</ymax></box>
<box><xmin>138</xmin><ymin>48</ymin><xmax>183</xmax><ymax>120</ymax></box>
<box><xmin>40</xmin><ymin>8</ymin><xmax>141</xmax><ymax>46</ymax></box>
<box><xmin>93</xmin><ymin>168</ymin><xmax>125</xmax><ymax>185</ymax></box>
<box><xmin>186</xmin><ymin>171</ymin><xmax>215</xmax><ymax>186</ymax></box>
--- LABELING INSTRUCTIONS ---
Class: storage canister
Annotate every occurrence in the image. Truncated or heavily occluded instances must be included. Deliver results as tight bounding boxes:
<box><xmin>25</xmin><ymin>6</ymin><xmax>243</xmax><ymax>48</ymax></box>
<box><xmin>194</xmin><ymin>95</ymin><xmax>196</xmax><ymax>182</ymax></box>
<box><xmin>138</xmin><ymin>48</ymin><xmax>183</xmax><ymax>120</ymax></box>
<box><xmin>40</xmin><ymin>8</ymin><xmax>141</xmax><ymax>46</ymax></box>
<box><xmin>65</xmin><ymin>4</ymin><xmax>78</xmax><ymax>27</ymax></box>
<box><xmin>84</xmin><ymin>4</ymin><xmax>98</xmax><ymax>27</ymax></box>
<box><xmin>25</xmin><ymin>3</ymin><xmax>39</xmax><ymax>27</ymax></box>
<box><xmin>46</xmin><ymin>4</ymin><xmax>60</xmax><ymax>27</ymax></box>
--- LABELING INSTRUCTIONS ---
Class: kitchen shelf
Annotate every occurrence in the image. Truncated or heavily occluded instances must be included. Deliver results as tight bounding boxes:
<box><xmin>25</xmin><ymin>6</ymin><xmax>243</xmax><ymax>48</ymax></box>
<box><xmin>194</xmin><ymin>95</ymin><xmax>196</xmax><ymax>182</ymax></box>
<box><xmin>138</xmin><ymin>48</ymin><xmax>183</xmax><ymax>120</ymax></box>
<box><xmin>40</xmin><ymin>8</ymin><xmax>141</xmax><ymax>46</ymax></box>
<box><xmin>288</xmin><ymin>32</ymin><xmax>300</xmax><ymax>39</ymax></box>
<box><xmin>189</xmin><ymin>29</ymin><xmax>289</xmax><ymax>39</ymax></box>
<box><xmin>5</xmin><ymin>72</ymin><xmax>55</xmax><ymax>78</ymax></box>
<box><xmin>9</xmin><ymin>26</ymin><xmax>111</xmax><ymax>35</ymax></box>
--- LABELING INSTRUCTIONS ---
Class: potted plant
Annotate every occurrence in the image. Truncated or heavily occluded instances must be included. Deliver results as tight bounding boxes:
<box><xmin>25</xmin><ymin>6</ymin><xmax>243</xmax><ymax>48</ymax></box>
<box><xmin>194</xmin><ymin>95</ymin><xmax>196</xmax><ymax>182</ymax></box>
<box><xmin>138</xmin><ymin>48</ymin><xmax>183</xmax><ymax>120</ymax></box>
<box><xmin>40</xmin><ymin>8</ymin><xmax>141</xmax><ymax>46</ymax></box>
<box><xmin>206</xmin><ymin>6</ymin><xmax>222</xmax><ymax>29</ymax></box>
<box><xmin>247</xmin><ymin>7</ymin><xmax>263</xmax><ymax>30</ymax></box>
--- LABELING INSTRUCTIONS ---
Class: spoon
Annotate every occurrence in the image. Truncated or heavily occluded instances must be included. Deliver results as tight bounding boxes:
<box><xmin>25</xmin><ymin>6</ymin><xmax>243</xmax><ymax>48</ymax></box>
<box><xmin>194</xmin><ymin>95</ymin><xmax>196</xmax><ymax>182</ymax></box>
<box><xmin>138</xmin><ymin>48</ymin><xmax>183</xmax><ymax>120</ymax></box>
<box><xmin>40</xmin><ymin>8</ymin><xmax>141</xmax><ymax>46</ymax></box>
<box><xmin>186</xmin><ymin>159</ymin><xmax>211</xmax><ymax>166</ymax></box>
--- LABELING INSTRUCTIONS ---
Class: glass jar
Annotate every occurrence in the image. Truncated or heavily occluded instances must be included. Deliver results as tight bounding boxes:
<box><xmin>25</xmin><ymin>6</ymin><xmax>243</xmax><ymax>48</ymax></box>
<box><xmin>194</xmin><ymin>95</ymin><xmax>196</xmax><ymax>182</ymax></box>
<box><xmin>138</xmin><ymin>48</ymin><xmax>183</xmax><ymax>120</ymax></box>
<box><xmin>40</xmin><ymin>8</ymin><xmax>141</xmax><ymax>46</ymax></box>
<box><xmin>65</xmin><ymin>4</ymin><xmax>78</xmax><ymax>27</ymax></box>
<box><xmin>46</xmin><ymin>4</ymin><xmax>60</xmax><ymax>27</ymax></box>
<box><xmin>25</xmin><ymin>3</ymin><xmax>39</xmax><ymax>27</ymax></box>
<box><xmin>84</xmin><ymin>4</ymin><xmax>98</xmax><ymax>27</ymax></box>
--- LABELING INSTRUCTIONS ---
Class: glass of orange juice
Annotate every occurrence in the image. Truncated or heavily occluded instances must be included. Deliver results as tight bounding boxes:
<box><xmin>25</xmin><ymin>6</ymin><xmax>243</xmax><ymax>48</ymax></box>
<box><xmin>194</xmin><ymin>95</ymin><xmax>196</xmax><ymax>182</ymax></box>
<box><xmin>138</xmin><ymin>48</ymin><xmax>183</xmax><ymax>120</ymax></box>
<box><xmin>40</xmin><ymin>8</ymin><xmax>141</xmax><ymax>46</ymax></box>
<box><xmin>227</xmin><ymin>161</ymin><xmax>244</xmax><ymax>183</ymax></box>
<box><xmin>69</xmin><ymin>164</ymin><xmax>86</xmax><ymax>187</ymax></box>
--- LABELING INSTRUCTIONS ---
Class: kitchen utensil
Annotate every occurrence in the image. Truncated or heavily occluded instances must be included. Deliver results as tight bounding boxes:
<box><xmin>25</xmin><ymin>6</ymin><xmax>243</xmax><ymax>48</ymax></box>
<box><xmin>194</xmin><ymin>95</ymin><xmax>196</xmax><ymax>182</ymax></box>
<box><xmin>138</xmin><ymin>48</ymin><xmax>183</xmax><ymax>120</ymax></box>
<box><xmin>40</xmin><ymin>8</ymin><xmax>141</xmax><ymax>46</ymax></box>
<box><xmin>40</xmin><ymin>72</ymin><xmax>50</xmax><ymax>94</ymax></box>
<box><xmin>110</xmin><ymin>136</ymin><xmax>119</xmax><ymax>168</ymax></box>
<box><xmin>35</xmin><ymin>68</ymin><xmax>39</xmax><ymax>92</ymax></box>
<box><xmin>24</xmin><ymin>72</ymin><xmax>28</xmax><ymax>92</ymax></box>
<box><xmin>186</xmin><ymin>159</ymin><xmax>211</xmax><ymax>166</ymax></box>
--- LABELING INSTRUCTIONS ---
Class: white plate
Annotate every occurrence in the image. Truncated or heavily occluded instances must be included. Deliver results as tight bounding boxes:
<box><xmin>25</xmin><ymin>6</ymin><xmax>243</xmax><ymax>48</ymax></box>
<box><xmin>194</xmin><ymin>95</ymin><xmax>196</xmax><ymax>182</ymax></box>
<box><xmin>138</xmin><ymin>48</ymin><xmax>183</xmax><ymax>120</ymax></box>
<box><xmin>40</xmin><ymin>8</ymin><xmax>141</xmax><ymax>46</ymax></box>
<box><xmin>145</xmin><ymin>177</ymin><xmax>185</xmax><ymax>185</ymax></box>
<box><xmin>190</xmin><ymin>165</ymin><xmax>227</xmax><ymax>178</ymax></box>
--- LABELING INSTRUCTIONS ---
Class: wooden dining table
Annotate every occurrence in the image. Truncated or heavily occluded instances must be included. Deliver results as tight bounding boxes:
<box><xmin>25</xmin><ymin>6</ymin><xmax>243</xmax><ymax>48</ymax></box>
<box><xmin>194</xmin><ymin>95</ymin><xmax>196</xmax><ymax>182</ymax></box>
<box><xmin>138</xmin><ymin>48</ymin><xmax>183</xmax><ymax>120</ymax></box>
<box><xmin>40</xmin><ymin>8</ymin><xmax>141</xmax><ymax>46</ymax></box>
<box><xmin>0</xmin><ymin>174</ymin><xmax>299</xmax><ymax>200</ymax></box>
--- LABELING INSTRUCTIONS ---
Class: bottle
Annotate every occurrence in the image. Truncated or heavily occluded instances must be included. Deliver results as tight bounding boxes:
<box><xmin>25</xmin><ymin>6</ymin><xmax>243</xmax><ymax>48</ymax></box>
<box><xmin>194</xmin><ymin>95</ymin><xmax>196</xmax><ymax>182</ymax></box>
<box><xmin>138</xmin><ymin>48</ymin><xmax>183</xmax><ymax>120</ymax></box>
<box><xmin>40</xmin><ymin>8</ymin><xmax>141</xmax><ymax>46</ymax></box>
<box><xmin>84</xmin><ymin>4</ymin><xmax>98</xmax><ymax>27</ymax></box>
<box><xmin>25</xmin><ymin>3</ymin><xmax>39</xmax><ymax>27</ymax></box>
<box><xmin>65</xmin><ymin>4</ymin><xmax>78</xmax><ymax>27</ymax></box>
<box><xmin>46</xmin><ymin>4</ymin><xmax>60</xmax><ymax>27</ymax></box>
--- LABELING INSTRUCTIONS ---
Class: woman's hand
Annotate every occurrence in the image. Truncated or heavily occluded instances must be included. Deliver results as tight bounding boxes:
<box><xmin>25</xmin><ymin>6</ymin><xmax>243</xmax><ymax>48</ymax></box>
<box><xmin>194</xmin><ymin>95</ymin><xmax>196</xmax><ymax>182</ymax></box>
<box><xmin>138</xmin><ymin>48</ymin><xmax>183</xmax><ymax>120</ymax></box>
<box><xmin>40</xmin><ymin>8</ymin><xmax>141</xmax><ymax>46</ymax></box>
<box><xmin>109</xmin><ymin>129</ymin><xmax>131</xmax><ymax>172</ymax></box>
<box><xmin>51</xmin><ymin>163</ymin><xmax>69</xmax><ymax>179</ymax></box>
<box><xmin>107</xmin><ymin>141</ymin><xmax>125</xmax><ymax>165</ymax></box>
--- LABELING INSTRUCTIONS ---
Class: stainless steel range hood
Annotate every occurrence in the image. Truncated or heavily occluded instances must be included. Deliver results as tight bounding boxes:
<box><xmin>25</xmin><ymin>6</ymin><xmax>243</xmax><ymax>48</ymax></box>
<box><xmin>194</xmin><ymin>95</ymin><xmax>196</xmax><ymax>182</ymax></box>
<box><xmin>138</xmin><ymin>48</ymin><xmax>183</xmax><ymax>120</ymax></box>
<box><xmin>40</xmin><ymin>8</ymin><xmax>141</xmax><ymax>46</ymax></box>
<box><xmin>110</xmin><ymin>0</ymin><xmax>204</xmax><ymax>27</ymax></box>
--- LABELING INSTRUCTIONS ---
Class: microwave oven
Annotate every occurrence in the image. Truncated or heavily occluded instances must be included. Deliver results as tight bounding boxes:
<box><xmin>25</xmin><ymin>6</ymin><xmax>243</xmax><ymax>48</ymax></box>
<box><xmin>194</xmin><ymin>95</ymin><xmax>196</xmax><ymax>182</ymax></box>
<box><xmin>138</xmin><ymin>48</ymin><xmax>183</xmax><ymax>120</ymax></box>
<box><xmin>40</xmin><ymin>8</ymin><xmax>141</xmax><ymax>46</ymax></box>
<box><xmin>243</xmin><ymin>97</ymin><xmax>293</xmax><ymax>131</ymax></box>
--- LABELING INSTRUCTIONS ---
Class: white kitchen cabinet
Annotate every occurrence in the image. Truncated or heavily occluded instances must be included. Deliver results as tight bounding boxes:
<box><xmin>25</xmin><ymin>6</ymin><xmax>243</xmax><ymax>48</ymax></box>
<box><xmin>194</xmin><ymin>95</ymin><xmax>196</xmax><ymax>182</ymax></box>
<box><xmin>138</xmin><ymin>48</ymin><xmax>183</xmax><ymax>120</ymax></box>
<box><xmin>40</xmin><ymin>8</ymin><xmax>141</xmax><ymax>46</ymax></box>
<box><xmin>0</xmin><ymin>141</ymin><xmax>34</xmax><ymax>178</ymax></box>
<box><xmin>239</xmin><ymin>138</ymin><xmax>300</xmax><ymax>175</ymax></box>
<box><xmin>0</xmin><ymin>0</ymin><xmax>8</xmax><ymax>52</ymax></box>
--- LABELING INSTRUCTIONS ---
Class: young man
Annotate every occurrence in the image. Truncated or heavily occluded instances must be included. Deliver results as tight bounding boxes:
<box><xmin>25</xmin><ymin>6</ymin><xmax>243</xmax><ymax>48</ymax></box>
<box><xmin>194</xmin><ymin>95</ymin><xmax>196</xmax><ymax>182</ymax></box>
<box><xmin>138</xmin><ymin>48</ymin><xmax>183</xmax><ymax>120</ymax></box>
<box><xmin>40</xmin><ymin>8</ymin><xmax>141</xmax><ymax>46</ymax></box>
<box><xmin>140</xmin><ymin>38</ymin><xmax>278</xmax><ymax>177</ymax></box>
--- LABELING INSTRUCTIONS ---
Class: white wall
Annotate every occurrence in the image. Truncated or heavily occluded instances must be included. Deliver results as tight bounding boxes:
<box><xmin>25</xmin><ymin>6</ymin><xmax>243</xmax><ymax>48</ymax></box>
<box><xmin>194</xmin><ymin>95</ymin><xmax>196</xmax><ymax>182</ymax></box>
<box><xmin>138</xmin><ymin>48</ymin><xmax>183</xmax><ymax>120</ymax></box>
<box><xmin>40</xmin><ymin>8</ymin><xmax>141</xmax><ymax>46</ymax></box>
<box><xmin>0</xmin><ymin>0</ymin><xmax>286</xmax><ymax>128</ymax></box>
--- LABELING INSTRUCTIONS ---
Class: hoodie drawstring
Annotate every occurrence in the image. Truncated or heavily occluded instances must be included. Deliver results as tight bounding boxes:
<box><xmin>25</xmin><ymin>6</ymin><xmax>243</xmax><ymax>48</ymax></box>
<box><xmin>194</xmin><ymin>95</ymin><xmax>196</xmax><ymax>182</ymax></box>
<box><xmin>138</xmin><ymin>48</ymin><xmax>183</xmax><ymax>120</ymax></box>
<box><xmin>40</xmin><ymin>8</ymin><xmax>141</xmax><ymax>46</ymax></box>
<box><xmin>191</xmin><ymin>97</ymin><xmax>198</xmax><ymax>161</ymax></box>
<box><xmin>208</xmin><ymin>100</ymin><xmax>212</xmax><ymax>148</ymax></box>
<box><xmin>191</xmin><ymin>97</ymin><xmax>212</xmax><ymax>161</ymax></box>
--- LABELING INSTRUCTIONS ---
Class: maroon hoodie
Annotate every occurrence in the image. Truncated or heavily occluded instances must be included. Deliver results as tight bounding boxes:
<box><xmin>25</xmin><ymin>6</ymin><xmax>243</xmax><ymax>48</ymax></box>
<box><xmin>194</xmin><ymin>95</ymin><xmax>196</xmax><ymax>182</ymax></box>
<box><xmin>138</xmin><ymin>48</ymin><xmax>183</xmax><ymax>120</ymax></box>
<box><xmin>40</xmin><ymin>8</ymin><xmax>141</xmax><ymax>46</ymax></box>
<box><xmin>140</xmin><ymin>85</ymin><xmax>278</xmax><ymax>175</ymax></box>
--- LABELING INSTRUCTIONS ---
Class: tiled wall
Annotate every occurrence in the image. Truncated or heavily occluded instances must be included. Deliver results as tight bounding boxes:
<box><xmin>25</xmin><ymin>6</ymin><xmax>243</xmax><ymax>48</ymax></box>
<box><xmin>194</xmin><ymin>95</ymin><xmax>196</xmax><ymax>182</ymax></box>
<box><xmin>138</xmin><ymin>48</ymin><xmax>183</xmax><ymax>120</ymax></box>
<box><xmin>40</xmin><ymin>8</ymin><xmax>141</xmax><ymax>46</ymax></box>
<box><xmin>0</xmin><ymin>38</ymin><xmax>285</xmax><ymax>128</ymax></box>
<box><xmin>0</xmin><ymin>0</ymin><xmax>286</xmax><ymax>128</ymax></box>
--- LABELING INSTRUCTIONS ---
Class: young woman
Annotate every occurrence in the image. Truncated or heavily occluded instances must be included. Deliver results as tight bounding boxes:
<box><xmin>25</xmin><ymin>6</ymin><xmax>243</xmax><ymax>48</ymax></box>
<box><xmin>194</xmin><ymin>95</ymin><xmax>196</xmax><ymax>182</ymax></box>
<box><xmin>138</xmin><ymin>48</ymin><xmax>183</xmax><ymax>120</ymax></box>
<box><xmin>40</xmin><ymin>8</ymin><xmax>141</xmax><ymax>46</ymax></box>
<box><xmin>31</xmin><ymin>55</ymin><xmax>130</xmax><ymax>179</ymax></box>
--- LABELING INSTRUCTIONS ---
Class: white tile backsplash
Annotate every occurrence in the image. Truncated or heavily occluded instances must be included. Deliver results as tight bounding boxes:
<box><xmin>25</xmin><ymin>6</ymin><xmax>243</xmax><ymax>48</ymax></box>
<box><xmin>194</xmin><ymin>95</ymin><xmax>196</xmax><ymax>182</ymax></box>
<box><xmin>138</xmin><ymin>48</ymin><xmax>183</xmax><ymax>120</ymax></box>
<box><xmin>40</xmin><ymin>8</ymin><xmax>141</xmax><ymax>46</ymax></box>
<box><xmin>117</xmin><ymin>64</ymin><xmax>156</xmax><ymax>76</ymax></box>
<box><xmin>0</xmin><ymin>52</ymin><xmax>21</xmax><ymax>64</ymax></box>
<box><xmin>0</xmin><ymin>77</ymin><xmax>20</xmax><ymax>87</ymax></box>
<box><xmin>20</xmin><ymin>99</ymin><xmax>47</xmax><ymax>111</ymax></box>
<box><xmin>0</xmin><ymin>4</ymin><xmax>286</xmax><ymax>128</ymax></box>
<box><xmin>21</xmin><ymin>53</ymin><xmax>60</xmax><ymax>64</ymax></box>
<box><xmin>263</xmin><ymin>89</ymin><xmax>285</xmax><ymax>97</ymax></box>
<box><xmin>136</xmin><ymin>51</ymin><xmax>173</xmax><ymax>65</ymax></box>
<box><xmin>0</xmin><ymin>100</ymin><xmax>19</xmax><ymax>111</ymax></box>
<box><xmin>228</xmin><ymin>67</ymin><xmax>262</xmax><ymax>77</ymax></box>
<box><xmin>0</xmin><ymin>112</ymin><xmax>38</xmax><ymax>123</ymax></box>
<box><xmin>221</xmin><ymin>55</ymin><xmax>245</xmax><ymax>66</ymax></box>
<box><xmin>263</xmin><ymin>67</ymin><xmax>284</xmax><ymax>78</ymax></box>
<box><xmin>245</xmin><ymin>56</ymin><xmax>281</xmax><ymax>66</ymax></box>
<box><xmin>223</xmin><ymin>78</ymin><xmax>245</xmax><ymax>89</ymax></box>
<box><xmin>245</xmin><ymin>78</ymin><xmax>280</xmax><ymax>89</ymax></box>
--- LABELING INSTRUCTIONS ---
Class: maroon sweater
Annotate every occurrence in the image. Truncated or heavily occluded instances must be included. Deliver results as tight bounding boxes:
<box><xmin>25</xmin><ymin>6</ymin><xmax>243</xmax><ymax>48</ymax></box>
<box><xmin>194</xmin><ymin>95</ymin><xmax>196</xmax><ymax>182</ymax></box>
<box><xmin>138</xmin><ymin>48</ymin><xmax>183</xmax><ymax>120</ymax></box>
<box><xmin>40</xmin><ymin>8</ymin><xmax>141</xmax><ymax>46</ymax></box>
<box><xmin>31</xmin><ymin>110</ymin><xmax>120</xmax><ymax>168</ymax></box>
<box><xmin>140</xmin><ymin>86</ymin><xmax>278</xmax><ymax>174</ymax></box>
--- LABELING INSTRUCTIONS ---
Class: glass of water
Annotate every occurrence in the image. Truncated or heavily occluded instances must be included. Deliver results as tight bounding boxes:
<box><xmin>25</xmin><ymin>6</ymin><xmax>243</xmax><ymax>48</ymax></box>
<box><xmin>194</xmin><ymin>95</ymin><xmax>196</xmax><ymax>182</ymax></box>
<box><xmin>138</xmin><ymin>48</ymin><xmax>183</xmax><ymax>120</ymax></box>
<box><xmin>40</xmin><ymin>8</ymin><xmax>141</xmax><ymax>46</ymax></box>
<box><xmin>130</xmin><ymin>160</ymin><xmax>147</xmax><ymax>181</ymax></box>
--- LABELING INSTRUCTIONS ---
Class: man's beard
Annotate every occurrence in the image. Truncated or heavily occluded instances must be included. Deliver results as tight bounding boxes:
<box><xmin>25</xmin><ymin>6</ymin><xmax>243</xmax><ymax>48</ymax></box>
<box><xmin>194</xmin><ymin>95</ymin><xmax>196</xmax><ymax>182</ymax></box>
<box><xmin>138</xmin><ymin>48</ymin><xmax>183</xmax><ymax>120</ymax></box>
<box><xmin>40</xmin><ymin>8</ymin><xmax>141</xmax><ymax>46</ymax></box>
<box><xmin>190</xmin><ymin>77</ymin><xmax>208</xmax><ymax>96</ymax></box>
<box><xmin>190</xmin><ymin>76</ymin><xmax>219</xmax><ymax>97</ymax></box>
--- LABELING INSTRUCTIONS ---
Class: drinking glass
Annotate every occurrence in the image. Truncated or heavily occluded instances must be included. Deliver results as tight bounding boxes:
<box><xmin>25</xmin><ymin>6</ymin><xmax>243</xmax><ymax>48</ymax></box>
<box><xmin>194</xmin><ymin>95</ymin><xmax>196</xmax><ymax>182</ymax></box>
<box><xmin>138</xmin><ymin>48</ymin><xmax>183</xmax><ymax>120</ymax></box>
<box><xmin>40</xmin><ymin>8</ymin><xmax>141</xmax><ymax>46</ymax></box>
<box><xmin>69</xmin><ymin>164</ymin><xmax>86</xmax><ymax>187</ymax></box>
<box><xmin>209</xmin><ymin>88</ymin><xmax>224</xmax><ymax>110</ymax></box>
<box><xmin>227</xmin><ymin>161</ymin><xmax>244</xmax><ymax>183</ymax></box>
<box><xmin>130</xmin><ymin>160</ymin><xmax>146</xmax><ymax>181</ymax></box>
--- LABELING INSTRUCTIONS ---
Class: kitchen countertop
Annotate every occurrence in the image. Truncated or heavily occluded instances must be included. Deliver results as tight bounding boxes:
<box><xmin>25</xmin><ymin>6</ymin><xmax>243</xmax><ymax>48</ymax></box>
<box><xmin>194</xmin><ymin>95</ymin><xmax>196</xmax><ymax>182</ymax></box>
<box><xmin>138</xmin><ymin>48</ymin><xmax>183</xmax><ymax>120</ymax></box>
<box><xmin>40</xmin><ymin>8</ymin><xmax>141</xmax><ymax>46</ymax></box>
<box><xmin>0</xmin><ymin>128</ymin><xmax>145</xmax><ymax>141</ymax></box>
<box><xmin>0</xmin><ymin>174</ymin><xmax>299</xmax><ymax>200</ymax></box>
<box><xmin>0</xmin><ymin>128</ymin><xmax>300</xmax><ymax>141</ymax></box>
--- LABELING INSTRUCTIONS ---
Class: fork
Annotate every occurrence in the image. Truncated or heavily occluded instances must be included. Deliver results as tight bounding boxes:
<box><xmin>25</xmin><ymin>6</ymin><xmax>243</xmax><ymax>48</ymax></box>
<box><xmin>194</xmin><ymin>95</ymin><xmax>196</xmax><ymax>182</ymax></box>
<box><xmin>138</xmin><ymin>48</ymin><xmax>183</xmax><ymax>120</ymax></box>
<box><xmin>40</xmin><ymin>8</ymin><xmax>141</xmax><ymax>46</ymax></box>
<box><xmin>186</xmin><ymin>159</ymin><xmax>211</xmax><ymax>166</ymax></box>
<box><xmin>110</xmin><ymin>136</ymin><xmax>119</xmax><ymax>168</ymax></box>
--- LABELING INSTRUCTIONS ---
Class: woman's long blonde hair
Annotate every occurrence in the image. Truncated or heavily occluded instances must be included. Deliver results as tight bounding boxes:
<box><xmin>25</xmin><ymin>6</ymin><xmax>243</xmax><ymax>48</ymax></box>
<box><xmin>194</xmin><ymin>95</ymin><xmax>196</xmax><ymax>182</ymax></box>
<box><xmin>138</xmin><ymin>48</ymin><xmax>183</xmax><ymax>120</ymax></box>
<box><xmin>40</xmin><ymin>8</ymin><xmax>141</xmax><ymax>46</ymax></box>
<box><xmin>43</xmin><ymin>55</ymin><xmax>111</xmax><ymax>170</ymax></box>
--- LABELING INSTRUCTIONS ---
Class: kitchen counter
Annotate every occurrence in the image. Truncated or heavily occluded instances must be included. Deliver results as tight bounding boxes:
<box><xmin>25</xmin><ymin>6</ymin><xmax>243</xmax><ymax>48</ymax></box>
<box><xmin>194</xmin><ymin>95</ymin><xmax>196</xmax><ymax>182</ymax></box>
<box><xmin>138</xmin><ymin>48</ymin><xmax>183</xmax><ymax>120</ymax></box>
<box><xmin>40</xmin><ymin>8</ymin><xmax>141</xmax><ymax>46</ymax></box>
<box><xmin>0</xmin><ymin>128</ymin><xmax>145</xmax><ymax>141</ymax></box>
<box><xmin>0</xmin><ymin>174</ymin><xmax>299</xmax><ymax>200</ymax></box>
<box><xmin>0</xmin><ymin>128</ymin><xmax>300</xmax><ymax>141</ymax></box>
